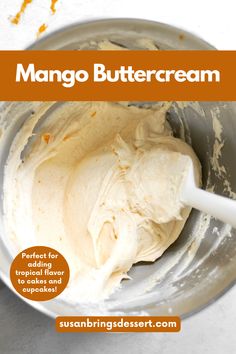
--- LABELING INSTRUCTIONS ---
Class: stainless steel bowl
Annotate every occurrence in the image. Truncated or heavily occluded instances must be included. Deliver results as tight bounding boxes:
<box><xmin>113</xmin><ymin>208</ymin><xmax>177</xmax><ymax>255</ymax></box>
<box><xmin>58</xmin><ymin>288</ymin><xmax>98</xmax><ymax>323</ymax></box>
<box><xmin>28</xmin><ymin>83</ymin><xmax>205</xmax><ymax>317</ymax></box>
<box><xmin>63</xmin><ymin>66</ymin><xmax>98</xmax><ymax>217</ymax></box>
<box><xmin>0</xmin><ymin>19</ymin><xmax>235</xmax><ymax>318</ymax></box>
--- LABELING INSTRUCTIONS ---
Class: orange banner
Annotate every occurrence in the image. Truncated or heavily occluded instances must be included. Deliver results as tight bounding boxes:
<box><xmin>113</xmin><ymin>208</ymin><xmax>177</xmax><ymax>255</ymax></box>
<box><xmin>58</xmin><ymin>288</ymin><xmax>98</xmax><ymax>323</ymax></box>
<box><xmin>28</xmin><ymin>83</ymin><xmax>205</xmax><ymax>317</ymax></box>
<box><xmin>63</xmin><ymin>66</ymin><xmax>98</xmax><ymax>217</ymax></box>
<box><xmin>55</xmin><ymin>316</ymin><xmax>181</xmax><ymax>333</ymax></box>
<box><xmin>0</xmin><ymin>50</ymin><xmax>235</xmax><ymax>100</ymax></box>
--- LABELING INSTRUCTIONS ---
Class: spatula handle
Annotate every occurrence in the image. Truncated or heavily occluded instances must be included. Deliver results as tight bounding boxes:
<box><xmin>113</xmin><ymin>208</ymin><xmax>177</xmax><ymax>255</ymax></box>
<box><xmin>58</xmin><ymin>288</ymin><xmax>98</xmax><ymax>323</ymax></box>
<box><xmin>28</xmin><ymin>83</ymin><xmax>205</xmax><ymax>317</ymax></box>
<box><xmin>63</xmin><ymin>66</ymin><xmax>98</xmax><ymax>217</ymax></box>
<box><xmin>183</xmin><ymin>186</ymin><xmax>236</xmax><ymax>228</ymax></box>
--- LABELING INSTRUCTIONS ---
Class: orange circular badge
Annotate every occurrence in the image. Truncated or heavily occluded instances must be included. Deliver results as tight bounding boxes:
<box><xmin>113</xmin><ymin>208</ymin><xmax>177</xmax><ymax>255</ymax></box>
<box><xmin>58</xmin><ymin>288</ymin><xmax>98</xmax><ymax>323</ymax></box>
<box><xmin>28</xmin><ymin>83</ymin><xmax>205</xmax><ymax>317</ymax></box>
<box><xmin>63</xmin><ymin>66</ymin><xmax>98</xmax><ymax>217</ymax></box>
<box><xmin>10</xmin><ymin>246</ymin><xmax>70</xmax><ymax>301</ymax></box>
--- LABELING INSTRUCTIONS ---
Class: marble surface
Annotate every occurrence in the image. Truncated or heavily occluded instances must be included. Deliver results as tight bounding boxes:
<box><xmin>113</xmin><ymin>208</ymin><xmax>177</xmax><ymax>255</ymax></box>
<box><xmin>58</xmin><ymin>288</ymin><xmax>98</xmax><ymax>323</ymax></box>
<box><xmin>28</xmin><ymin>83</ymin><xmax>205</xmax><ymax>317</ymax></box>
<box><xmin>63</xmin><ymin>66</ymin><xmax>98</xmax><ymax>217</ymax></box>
<box><xmin>0</xmin><ymin>280</ymin><xmax>236</xmax><ymax>354</ymax></box>
<box><xmin>0</xmin><ymin>1</ymin><xmax>236</xmax><ymax>353</ymax></box>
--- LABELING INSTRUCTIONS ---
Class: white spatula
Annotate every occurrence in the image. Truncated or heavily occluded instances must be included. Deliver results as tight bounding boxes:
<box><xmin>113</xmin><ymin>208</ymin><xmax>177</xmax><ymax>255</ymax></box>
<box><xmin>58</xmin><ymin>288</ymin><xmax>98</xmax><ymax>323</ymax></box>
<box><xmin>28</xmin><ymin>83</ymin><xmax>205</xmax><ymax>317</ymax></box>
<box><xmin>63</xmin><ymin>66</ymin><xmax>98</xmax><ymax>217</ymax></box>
<box><xmin>181</xmin><ymin>162</ymin><xmax>236</xmax><ymax>228</ymax></box>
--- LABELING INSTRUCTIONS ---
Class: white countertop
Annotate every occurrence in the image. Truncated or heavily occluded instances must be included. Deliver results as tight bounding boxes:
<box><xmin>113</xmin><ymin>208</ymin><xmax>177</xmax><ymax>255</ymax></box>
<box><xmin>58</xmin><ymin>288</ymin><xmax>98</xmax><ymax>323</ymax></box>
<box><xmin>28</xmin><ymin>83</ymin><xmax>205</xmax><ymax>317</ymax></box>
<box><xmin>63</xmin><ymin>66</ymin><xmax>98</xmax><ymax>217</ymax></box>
<box><xmin>0</xmin><ymin>1</ymin><xmax>235</xmax><ymax>353</ymax></box>
<box><xmin>0</xmin><ymin>0</ymin><xmax>236</xmax><ymax>50</ymax></box>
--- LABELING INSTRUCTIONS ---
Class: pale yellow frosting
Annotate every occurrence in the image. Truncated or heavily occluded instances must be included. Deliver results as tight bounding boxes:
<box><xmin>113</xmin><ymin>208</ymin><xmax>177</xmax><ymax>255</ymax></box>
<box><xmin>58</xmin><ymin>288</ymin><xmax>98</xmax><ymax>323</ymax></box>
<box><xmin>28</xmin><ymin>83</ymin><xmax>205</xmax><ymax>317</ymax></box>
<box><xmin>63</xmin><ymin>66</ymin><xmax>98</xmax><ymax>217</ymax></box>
<box><xmin>3</xmin><ymin>101</ymin><xmax>201</xmax><ymax>301</ymax></box>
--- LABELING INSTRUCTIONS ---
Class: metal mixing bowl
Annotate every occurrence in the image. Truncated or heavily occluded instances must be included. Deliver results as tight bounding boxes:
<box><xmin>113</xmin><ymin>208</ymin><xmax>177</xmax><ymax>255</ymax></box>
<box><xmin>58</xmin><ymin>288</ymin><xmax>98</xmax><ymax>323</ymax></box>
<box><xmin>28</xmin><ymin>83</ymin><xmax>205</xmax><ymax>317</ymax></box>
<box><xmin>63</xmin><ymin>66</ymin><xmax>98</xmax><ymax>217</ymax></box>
<box><xmin>0</xmin><ymin>19</ymin><xmax>235</xmax><ymax>318</ymax></box>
